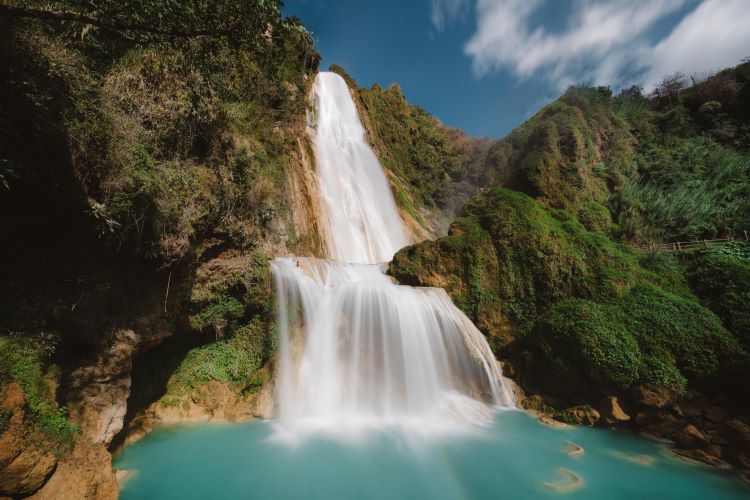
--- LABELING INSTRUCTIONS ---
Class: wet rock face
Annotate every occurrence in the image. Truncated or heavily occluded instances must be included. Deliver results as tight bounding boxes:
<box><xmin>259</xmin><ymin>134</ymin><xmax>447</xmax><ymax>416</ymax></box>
<box><xmin>65</xmin><ymin>329</ymin><xmax>138</xmax><ymax>446</ymax></box>
<box><xmin>0</xmin><ymin>384</ymin><xmax>57</xmax><ymax>497</ymax></box>
<box><xmin>29</xmin><ymin>440</ymin><xmax>118</xmax><ymax>500</ymax></box>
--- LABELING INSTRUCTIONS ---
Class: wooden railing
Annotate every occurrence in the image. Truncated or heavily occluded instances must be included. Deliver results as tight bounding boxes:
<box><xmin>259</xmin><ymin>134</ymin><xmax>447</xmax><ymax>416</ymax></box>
<box><xmin>633</xmin><ymin>231</ymin><xmax>749</xmax><ymax>252</ymax></box>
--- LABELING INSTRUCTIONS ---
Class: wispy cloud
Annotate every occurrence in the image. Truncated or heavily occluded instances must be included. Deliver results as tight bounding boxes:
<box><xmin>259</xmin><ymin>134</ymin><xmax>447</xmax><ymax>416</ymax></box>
<box><xmin>641</xmin><ymin>0</ymin><xmax>750</xmax><ymax>87</ymax></box>
<box><xmin>436</xmin><ymin>0</ymin><xmax>750</xmax><ymax>90</ymax></box>
<box><xmin>430</xmin><ymin>0</ymin><xmax>470</xmax><ymax>31</ymax></box>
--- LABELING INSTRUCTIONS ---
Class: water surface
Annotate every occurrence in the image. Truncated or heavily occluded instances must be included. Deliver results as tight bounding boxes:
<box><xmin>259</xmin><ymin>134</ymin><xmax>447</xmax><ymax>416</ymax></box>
<box><xmin>115</xmin><ymin>411</ymin><xmax>749</xmax><ymax>499</ymax></box>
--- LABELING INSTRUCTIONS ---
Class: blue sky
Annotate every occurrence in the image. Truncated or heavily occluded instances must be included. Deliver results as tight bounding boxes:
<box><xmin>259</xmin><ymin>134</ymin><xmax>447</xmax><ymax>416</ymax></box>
<box><xmin>283</xmin><ymin>0</ymin><xmax>750</xmax><ymax>138</ymax></box>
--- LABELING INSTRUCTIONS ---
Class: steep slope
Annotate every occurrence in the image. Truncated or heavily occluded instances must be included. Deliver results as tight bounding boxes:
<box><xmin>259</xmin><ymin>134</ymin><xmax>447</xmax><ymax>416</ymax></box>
<box><xmin>0</xmin><ymin>2</ymin><xmax>319</xmax><ymax>496</ymax></box>
<box><xmin>390</xmin><ymin>63</ymin><xmax>750</xmax><ymax>471</ymax></box>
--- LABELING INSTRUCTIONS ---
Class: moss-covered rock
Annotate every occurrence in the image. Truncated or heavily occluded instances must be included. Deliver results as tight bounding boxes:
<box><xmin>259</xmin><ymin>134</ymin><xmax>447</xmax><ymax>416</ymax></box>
<box><xmin>390</xmin><ymin>188</ymin><xmax>653</xmax><ymax>345</ymax></box>
<box><xmin>484</xmin><ymin>86</ymin><xmax>637</xmax><ymax>215</ymax></box>
<box><xmin>522</xmin><ymin>284</ymin><xmax>742</xmax><ymax>398</ymax></box>
<box><xmin>390</xmin><ymin>187</ymin><xmax>748</xmax><ymax>404</ymax></box>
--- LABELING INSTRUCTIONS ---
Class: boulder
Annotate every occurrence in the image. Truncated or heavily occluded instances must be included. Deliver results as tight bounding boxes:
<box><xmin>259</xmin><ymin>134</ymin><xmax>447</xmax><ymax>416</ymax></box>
<box><xmin>632</xmin><ymin>385</ymin><xmax>675</xmax><ymax>409</ymax></box>
<box><xmin>598</xmin><ymin>396</ymin><xmax>630</xmax><ymax>425</ymax></box>
<box><xmin>556</xmin><ymin>406</ymin><xmax>600</xmax><ymax>427</ymax></box>
<box><xmin>674</xmin><ymin>424</ymin><xmax>710</xmax><ymax>449</ymax></box>
<box><xmin>30</xmin><ymin>440</ymin><xmax>118</xmax><ymax>500</ymax></box>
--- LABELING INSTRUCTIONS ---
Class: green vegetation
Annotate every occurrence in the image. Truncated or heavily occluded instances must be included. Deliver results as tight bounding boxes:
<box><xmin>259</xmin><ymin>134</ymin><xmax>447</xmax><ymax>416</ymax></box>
<box><xmin>1</xmin><ymin>0</ymin><xmax>319</xmax><ymax>263</ymax></box>
<box><xmin>389</xmin><ymin>62</ymin><xmax>750</xmax><ymax>405</ymax></box>
<box><xmin>482</xmin><ymin>85</ymin><xmax>636</xmax><ymax>216</ymax></box>
<box><xmin>166</xmin><ymin>318</ymin><xmax>276</xmax><ymax>397</ymax></box>
<box><xmin>163</xmin><ymin>251</ymin><xmax>276</xmax><ymax>397</ymax></box>
<box><xmin>392</xmin><ymin>188</ymin><xmax>663</xmax><ymax>342</ymax></box>
<box><xmin>525</xmin><ymin>284</ymin><xmax>742</xmax><ymax>397</ymax></box>
<box><xmin>479</xmin><ymin>63</ymin><xmax>750</xmax><ymax>243</ymax></box>
<box><xmin>0</xmin><ymin>336</ymin><xmax>79</xmax><ymax>454</ymax></box>
<box><xmin>682</xmin><ymin>242</ymin><xmax>750</xmax><ymax>349</ymax></box>
<box><xmin>391</xmin><ymin>187</ymin><xmax>749</xmax><ymax>399</ymax></box>
<box><xmin>612</xmin><ymin>137</ymin><xmax>750</xmax><ymax>241</ymax></box>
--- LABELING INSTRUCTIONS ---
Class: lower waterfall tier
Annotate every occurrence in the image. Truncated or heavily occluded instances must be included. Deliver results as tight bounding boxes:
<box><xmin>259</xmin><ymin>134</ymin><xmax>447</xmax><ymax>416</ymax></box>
<box><xmin>271</xmin><ymin>257</ymin><xmax>515</xmax><ymax>433</ymax></box>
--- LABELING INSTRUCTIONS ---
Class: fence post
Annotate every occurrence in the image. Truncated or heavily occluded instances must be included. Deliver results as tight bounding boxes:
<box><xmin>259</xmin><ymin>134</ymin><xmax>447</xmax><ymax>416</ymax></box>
<box><xmin>745</xmin><ymin>230</ymin><xmax>748</xmax><ymax>241</ymax></box>
<box><xmin>704</xmin><ymin>239</ymin><xmax>708</xmax><ymax>248</ymax></box>
<box><xmin>677</xmin><ymin>241</ymin><xmax>682</xmax><ymax>251</ymax></box>
<box><xmin>672</xmin><ymin>243</ymin><xmax>677</xmax><ymax>251</ymax></box>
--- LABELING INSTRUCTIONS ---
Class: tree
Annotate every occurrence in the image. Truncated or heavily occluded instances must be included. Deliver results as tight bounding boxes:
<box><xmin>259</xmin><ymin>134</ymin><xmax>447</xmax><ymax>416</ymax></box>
<box><xmin>619</xmin><ymin>85</ymin><xmax>644</xmax><ymax>101</ymax></box>
<box><xmin>651</xmin><ymin>71</ymin><xmax>687</xmax><ymax>106</ymax></box>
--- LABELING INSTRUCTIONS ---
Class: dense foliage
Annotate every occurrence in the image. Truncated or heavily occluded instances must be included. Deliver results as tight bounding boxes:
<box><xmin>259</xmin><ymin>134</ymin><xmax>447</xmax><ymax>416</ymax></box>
<box><xmin>682</xmin><ymin>242</ymin><xmax>750</xmax><ymax>350</ymax></box>
<box><xmin>482</xmin><ymin>63</ymin><xmax>750</xmax><ymax>243</ymax></box>
<box><xmin>391</xmin><ymin>188</ymin><xmax>749</xmax><ymax>400</ymax></box>
<box><xmin>1</xmin><ymin>0</ymin><xmax>319</xmax><ymax>263</ymax></box>
<box><xmin>0</xmin><ymin>336</ymin><xmax>79</xmax><ymax>454</ymax></box>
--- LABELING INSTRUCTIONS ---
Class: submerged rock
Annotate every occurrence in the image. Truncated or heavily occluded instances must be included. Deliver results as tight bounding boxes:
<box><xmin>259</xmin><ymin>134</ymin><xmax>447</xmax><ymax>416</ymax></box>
<box><xmin>542</xmin><ymin>467</ymin><xmax>584</xmax><ymax>492</ymax></box>
<box><xmin>539</xmin><ymin>415</ymin><xmax>569</xmax><ymax>429</ymax></box>
<box><xmin>564</xmin><ymin>442</ymin><xmax>584</xmax><ymax>457</ymax></box>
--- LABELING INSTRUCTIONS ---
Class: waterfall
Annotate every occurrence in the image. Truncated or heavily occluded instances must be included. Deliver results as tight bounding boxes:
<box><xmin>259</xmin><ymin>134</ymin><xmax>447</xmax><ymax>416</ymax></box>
<box><xmin>272</xmin><ymin>72</ymin><xmax>514</xmax><ymax>433</ymax></box>
<box><xmin>310</xmin><ymin>72</ymin><xmax>409</xmax><ymax>264</ymax></box>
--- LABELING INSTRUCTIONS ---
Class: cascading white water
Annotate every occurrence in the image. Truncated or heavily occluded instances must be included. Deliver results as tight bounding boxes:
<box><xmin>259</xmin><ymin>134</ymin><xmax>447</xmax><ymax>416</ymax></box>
<box><xmin>272</xmin><ymin>72</ymin><xmax>514</xmax><ymax>433</ymax></box>
<box><xmin>310</xmin><ymin>72</ymin><xmax>409</xmax><ymax>264</ymax></box>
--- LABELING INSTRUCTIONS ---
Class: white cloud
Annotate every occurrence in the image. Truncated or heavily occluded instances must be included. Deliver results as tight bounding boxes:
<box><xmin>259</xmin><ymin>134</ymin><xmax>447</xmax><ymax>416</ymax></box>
<box><xmin>459</xmin><ymin>0</ymin><xmax>750</xmax><ymax>91</ymax></box>
<box><xmin>641</xmin><ymin>0</ymin><xmax>750</xmax><ymax>88</ymax></box>
<box><xmin>431</xmin><ymin>0</ymin><xmax>470</xmax><ymax>31</ymax></box>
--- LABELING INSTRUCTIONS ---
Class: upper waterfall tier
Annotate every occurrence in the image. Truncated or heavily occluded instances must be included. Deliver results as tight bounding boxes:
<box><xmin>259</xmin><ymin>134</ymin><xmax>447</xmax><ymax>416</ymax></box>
<box><xmin>310</xmin><ymin>72</ymin><xmax>409</xmax><ymax>264</ymax></box>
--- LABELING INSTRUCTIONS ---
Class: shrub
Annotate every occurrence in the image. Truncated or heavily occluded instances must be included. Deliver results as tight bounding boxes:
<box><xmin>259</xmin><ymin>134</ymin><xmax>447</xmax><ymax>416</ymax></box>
<box><xmin>0</xmin><ymin>336</ymin><xmax>79</xmax><ymax>454</ymax></box>
<box><xmin>683</xmin><ymin>243</ymin><xmax>750</xmax><ymax>349</ymax></box>
<box><xmin>166</xmin><ymin>318</ymin><xmax>276</xmax><ymax>396</ymax></box>
<box><xmin>521</xmin><ymin>283</ymin><xmax>742</xmax><ymax>396</ymax></box>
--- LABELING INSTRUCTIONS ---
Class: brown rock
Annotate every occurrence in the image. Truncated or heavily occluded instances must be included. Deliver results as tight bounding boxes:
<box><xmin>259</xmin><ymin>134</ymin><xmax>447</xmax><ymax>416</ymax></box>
<box><xmin>0</xmin><ymin>384</ymin><xmax>58</xmax><ymax>497</ymax></box>
<box><xmin>30</xmin><ymin>440</ymin><xmax>118</xmax><ymax>500</ymax></box>
<box><xmin>674</xmin><ymin>404</ymin><xmax>701</xmax><ymax>419</ymax></box>
<box><xmin>703</xmin><ymin>406</ymin><xmax>729</xmax><ymax>424</ymax></box>
<box><xmin>66</xmin><ymin>329</ymin><xmax>138</xmax><ymax>445</ymax></box>
<box><xmin>724</xmin><ymin>419</ymin><xmax>750</xmax><ymax>444</ymax></box>
<box><xmin>705</xmin><ymin>444</ymin><xmax>723</xmax><ymax>459</ymax></box>
<box><xmin>557</xmin><ymin>406</ymin><xmax>600</xmax><ymax>427</ymax></box>
<box><xmin>632</xmin><ymin>385</ymin><xmax>675</xmax><ymax>409</ymax></box>
<box><xmin>674</xmin><ymin>424</ymin><xmax>711</xmax><ymax>449</ymax></box>
<box><xmin>598</xmin><ymin>396</ymin><xmax>630</xmax><ymax>425</ymax></box>
<box><xmin>644</xmin><ymin>413</ymin><xmax>683</xmax><ymax>437</ymax></box>
<box><xmin>520</xmin><ymin>394</ymin><xmax>545</xmax><ymax>412</ymax></box>
<box><xmin>672</xmin><ymin>448</ymin><xmax>729</xmax><ymax>468</ymax></box>
<box><xmin>539</xmin><ymin>415</ymin><xmax>569</xmax><ymax>429</ymax></box>
<box><xmin>634</xmin><ymin>411</ymin><xmax>654</xmax><ymax>426</ymax></box>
